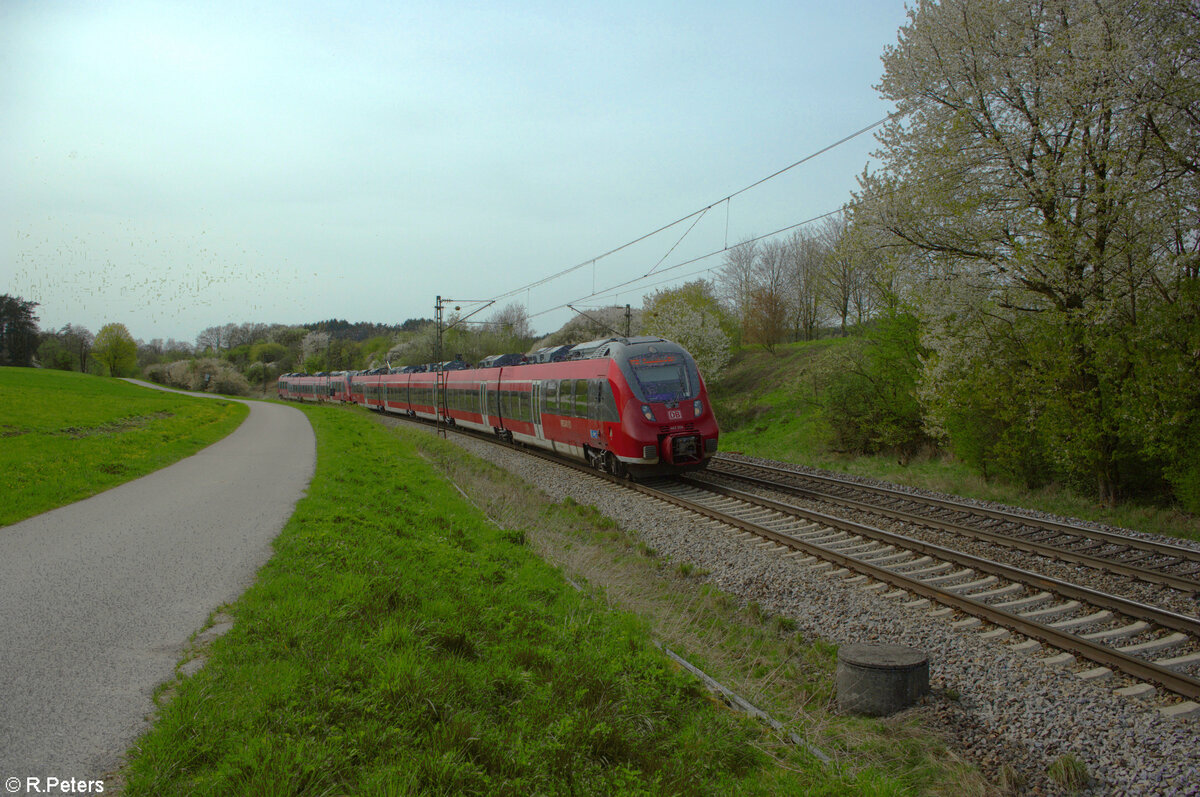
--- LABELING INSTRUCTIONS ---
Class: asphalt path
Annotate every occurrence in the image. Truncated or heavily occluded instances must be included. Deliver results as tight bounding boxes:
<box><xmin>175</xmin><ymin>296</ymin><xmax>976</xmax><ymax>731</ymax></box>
<box><xmin>0</xmin><ymin>383</ymin><xmax>315</xmax><ymax>793</ymax></box>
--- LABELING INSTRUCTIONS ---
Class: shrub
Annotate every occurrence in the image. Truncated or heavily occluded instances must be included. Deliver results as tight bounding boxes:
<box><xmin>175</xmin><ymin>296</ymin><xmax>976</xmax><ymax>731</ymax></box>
<box><xmin>210</xmin><ymin>368</ymin><xmax>250</xmax><ymax>396</ymax></box>
<box><xmin>821</xmin><ymin>313</ymin><xmax>930</xmax><ymax>461</ymax></box>
<box><xmin>143</xmin><ymin>363</ymin><xmax>169</xmax><ymax>385</ymax></box>
<box><xmin>151</xmin><ymin>358</ymin><xmax>250</xmax><ymax>396</ymax></box>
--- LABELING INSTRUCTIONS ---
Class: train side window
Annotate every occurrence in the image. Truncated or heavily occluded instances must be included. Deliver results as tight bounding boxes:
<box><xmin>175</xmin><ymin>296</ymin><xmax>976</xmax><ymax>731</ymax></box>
<box><xmin>557</xmin><ymin>380</ymin><xmax>572</xmax><ymax>416</ymax></box>
<box><xmin>573</xmin><ymin>380</ymin><xmax>588</xmax><ymax>418</ymax></box>
<box><xmin>544</xmin><ymin>380</ymin><xmax>558</xmax><ymax>413</ymax></box>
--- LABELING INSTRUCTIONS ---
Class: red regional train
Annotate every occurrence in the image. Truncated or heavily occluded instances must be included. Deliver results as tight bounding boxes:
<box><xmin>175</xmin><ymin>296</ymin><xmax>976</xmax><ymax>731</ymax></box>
<box><xmin>278</xmin><ymin>336</ymin><xmax>718</xmax><ymax>476</ymax></box>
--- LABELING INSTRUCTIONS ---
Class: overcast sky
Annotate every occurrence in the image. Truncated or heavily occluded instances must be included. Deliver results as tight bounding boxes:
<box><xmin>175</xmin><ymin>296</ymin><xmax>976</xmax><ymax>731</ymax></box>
<box><xmin>3</xmin><ymin>0</ymin><xmax>910</xmax><ymax>343</ymax></box>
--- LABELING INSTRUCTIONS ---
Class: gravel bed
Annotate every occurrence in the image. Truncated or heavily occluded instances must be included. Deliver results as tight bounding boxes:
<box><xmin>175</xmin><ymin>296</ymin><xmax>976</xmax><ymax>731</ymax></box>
<box><xmin>408</xmin><ymin>425</ymin><xmax>1200</xmax><ymax>795</ymax></box>
<box><xmin>692</xmin><ymin>470</ymin><xmax>1200</xmax><ymax>634</ymax></box>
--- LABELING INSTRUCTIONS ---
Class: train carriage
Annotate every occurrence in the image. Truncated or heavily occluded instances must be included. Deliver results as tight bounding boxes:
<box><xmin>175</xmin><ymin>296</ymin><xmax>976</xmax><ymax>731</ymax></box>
<box><xmin>284</xmin><ymin>336</ymin><xmax>717</xmax><ymax>477</ymax></box>
<box><xmin>393</xmin><ymin>337</ymin><xmax>716</xmax><ymax>476</ymax></box>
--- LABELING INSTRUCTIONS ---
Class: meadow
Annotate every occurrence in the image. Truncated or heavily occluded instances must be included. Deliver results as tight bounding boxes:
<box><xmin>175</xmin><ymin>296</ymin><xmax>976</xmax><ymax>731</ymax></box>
<box><xmin>0</xmin><ymin>368</ymin><xmax>247</xmax><ymax>526</ymax></box>
<box><xmin>120</xmin><ymin>404</ymin><xmax>984</xmax><ymax>795</ymax></box>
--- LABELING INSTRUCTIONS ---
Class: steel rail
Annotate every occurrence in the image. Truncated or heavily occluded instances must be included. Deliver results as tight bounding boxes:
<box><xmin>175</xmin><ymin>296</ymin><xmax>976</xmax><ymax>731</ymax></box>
<box><xmin>677</xmin><ymin>478</ymin><xmax>1200</xmax><ymax>635</ymax></box>
<box><xmin>704</xmin><ymin>463</ymin><xmax>1200</xmax><ymax>594</ymax></box>
<box><xmin>648</xmin><ymin>477</ymin><xmax>1200</xmax><ymax>702</ymax></box>
<box><xmin>712</xmin><ymin>457</ymin><xmax>1200</xmax><ymax>585</ymax></box>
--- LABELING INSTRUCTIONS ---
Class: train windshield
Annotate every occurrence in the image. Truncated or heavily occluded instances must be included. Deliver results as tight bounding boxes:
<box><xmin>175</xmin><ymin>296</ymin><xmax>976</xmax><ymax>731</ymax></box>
<box><xmin>627</xmin><ymin>352</ymin><xmax>693</xmax><ymax>402</ymax></box>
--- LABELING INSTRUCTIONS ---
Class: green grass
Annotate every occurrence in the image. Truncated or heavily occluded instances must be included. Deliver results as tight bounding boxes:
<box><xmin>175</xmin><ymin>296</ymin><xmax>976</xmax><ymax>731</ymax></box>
<box><xmin>0</xmin><ymin>368</ymin><xmax>248</xmax><ymax>526</ymax></box>
<box><xmin>710</xmin><ymin>342</ymin><xmax>1200</xmax><ymax>542</ymax></box>
<box><xmin>405</xmin><ymin>418</ymin><xmax>987</xmax><ymax>795</ymax></box>
<box><xmin>121</xmin><ymin>405</ymin><xmax>983</xmax><ymax>795</ymax></box>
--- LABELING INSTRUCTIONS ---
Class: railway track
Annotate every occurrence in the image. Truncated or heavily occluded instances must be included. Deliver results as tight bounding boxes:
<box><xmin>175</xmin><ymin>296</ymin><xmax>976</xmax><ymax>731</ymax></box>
<box><xmin>708</xmin><ymin>455</ymin><xmax>1200</xmax><ymax>596</ymax></box>
<box><xmin>635</xmin><ymin>474</ymin><xmax>1200</xmax><ymax>708</ymax></box>
<box><xmin>385</xmin><ymin>414</ymin><xmax>1200</xmax><ymax>710</ymax></box>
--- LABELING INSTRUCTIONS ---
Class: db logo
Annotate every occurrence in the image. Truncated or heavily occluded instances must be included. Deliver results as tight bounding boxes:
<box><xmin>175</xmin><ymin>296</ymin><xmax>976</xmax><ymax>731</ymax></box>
<box><xmin>667</xmin><ymin>409</ymin><xmax>682</xmax><ymax>420</ymax></box>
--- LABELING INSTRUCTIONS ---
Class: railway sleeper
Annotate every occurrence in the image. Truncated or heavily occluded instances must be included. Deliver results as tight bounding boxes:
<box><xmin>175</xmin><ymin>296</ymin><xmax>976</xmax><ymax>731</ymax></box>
<box><xmin>1081</xmin><ymin>621</ymin><xmax>1151</xmax><ymax>641</ymax></box>
<box><xmin>859</xmin><ymin>550</ymin><xmax>910</xmax><ymax>565</ymax></box>
<box><xmin>1076</xmin><ymin>666</ymin><xmax>1115</xmax><ymax>681</ymax></box>
<box><xmin>969</xmin><ymin>582</ymin><xmax>1025</xmax><ymax>600</ymax></box>
<box><xmin>1019</xmin><ymin>600</ymin><xmax>1082</xmax><ymax>619</ymax></box>
<box><xmin>1117</xmin><ymin>632</ymin><xmax>1188</xmax><ymax>655</ymax></box>
<box><xmin>901</xmin><ymin>560</ymin><xmax>955</xmax><ymax>578</ymax></box>
<box><xmin>1047</xmin><ymin>610</ymin><xmax>1114</xmax><ymax>630</ymax></box>
<box><xmin>801</xmin><ymin>531</ymin><xmax>852</xmax><ymax>546</ymax></box>
<box><xmin>827</xmin><ymin>537</ymin><xmax>871</xmax><ymax>552</ymax></box>
<box><xmin>945</xmin><ymin>575</ymin><xmax>1000</xmax><ymax>594</ymax></box>
<box><xmin>891</xmin><ymin>555</ymin><xmax>933</xmax><ymax>571</ymax></box>
<box><xmin>994</xmin><ymin>590</ymin><xmax>1053</xmax><ymax>610</ymax></box>
<box><xmin>1155</xmin><ymin>651</ymin><xmax>1200</xmax><ymax>672</ymax></box>
<box><xmin>921</xmin><ymin>567</ymin><xmax>976</xmax><ymax>586</ymax></box>
<box><xmin>835</xmin><ymin>541</ymin><xmax>885</xmax><ymax>556</ymax></box>
<box><xmin>1071</xmin><ymin>540</ymin><xmax>1108</xmax><ymax>553</ymax></box>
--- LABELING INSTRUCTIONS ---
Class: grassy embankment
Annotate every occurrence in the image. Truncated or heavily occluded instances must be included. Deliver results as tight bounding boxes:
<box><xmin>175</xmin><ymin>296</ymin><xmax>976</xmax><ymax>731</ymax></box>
<box><xmin>121</xmin><ymin>404</ymin><xmax>985</xmax><ymax>795</ymax></box>
<box><xmin>0</xmin><ymin>367</ymin><xmax>247</xmax><ymax>527</ymax></box>
<box><xmin>709</xmin><ymin>340</ymin><xmax>1200</xmax><ymax>542</ymax></box>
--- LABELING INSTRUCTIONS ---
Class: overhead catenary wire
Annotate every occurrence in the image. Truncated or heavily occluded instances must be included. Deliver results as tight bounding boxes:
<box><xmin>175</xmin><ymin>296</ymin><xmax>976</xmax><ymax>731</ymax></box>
<box><xmin>488</xmin><ymin>112</ymin><xmax>900</xmax><ymax>309</ymax></box>
<box><xmin>528</xmin><ymin>202</ymin><xmax>853</xmax><ymax>320</ymax></box>
<box><xmin>529</xmin><ymin>149</ymin><xmax>1006</xmax><ymax>319</ymax></box>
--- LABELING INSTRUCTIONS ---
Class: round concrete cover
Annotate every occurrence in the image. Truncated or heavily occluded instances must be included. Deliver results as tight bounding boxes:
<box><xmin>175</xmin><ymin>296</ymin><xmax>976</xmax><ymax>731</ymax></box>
<box><xmin>838</xmin><ymin>643</ymin><xmax>927</xmax><ymax>670</ymax></box>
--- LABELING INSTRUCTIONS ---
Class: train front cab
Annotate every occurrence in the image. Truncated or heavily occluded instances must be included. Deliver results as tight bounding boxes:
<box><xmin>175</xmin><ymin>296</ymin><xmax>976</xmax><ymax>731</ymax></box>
<box><xmin>608</xmin><ymin>339</ymin><xmax>719</xmax><ymax>475</ymax></box>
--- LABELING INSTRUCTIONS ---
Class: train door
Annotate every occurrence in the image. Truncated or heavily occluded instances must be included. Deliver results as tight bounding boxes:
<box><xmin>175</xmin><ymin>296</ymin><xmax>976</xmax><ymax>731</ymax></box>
<box><xmin>478</xmin><ymin>382</ymin><xmax>487</xmax><ymax>424</ymax></box>
<box><xmin>531</xmin><ymin>381</ymin><xmax>544</xmax><ymax>440</ymax></box>
<box><xmin>586</xmin><ymin>379</ymin><xmax>604</xmax><ymax>448</ymax></box>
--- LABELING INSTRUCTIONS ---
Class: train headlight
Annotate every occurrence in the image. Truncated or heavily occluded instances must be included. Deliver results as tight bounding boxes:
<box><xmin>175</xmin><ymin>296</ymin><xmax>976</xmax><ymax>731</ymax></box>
<box><xmin>693</xmin><ymin>399</ymin><xmax>704</xmax><ymax>416</ymax></box>
<box><xmin>641</xmin><ymin>404</ymin><xmax>655</xmax><ymax>421</ymax></box>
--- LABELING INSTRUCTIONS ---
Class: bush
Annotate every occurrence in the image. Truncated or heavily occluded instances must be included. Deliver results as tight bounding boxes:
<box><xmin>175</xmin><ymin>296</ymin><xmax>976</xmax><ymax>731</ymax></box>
<box><xmin>143</xmin><ymin>362</ymin><xmax>169</xmax><ymax>385</ymax></box>
<box><xmin>821</xmin><ymin>313</ymin><xmax>930</xmax><ymax>461</ymax></box>
<box><xmin>210</xmin><ymin>368</ymin><xmax>250</xmax><ymax>396</ymax></box>
<box><xmin>147</xmin><ymin>358</ymin><xmax>250</xmax><ymax>396</ymax></box>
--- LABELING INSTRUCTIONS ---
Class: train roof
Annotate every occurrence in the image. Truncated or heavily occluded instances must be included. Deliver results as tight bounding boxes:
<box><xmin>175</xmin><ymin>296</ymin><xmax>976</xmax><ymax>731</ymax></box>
<box><xmin>568</xmin><ymin>336</ymin><xmax>675</xmax><ymax>360</ymax></box>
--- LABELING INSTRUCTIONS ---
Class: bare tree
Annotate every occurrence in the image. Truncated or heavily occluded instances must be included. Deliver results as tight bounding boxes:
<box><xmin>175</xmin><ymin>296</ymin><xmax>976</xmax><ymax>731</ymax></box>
<box><xmin>785</xmin><ymin>230</ymin><xmax>824</xmax><ymax>341</ymax></box>
<box><xmin>717</xmin><ymin>238</ymin><xmax>759</xmax><ymax>326</ymax></box>
<box><xmin>819</xmin><ymin>215</ymin><xmax>857</xmax><ymax>335</ymax></box>
<box><xmin>487</xmin><ymin>302</ymin><xmax>532</xmax><ymax>339</ymax></box>
<box><xmin>195</xmin><ymin>326</ymin><xmax>222</xmax><ymax>355</ymax></box>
